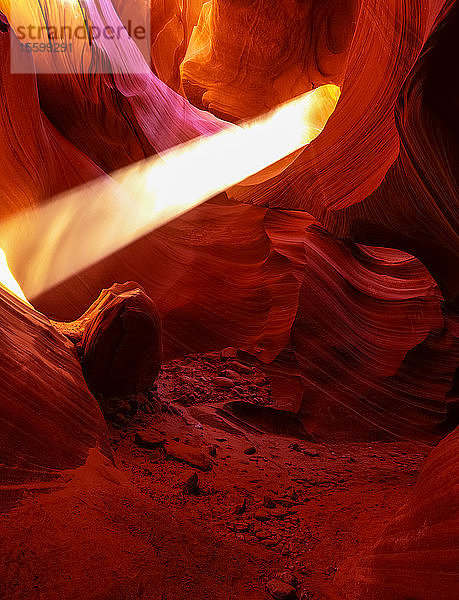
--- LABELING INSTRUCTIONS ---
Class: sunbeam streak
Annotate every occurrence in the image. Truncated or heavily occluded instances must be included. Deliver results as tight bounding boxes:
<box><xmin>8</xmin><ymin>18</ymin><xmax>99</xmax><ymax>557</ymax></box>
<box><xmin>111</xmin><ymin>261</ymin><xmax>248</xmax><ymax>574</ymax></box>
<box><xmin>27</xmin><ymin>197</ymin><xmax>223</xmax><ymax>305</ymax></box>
<box><xmin>0</xmin><ymin>249</ymin><xmax>29</xmax><ymax>303</ymax></box>
<box><xmin>0</xmin><ymin>84</ymin><xmax>339</xmax><ymax>300</ymax></box>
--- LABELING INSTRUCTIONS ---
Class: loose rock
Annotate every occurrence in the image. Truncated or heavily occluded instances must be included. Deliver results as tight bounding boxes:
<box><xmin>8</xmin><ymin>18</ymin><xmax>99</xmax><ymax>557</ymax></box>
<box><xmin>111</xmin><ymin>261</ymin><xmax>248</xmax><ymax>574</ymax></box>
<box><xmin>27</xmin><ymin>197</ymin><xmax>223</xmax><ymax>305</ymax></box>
<box><xmin>135</xmin><ymin>430</ymin><xmax>166</xmax><ymax>449</ymax></box>
<box><xmin>213</xmin><ymin>377</ymin><xmax>235</xmax><ymax>389</ymax></box>
<box><xmin>254</xmin><ymin>508</ymin><xmax>270</xmax><ymax>522</ymax></box>
<box><xmin>232</xmin><ymin>521</ymin><xmax>249</xmax><ymax>533</ymax></box>
<box><xmin>234</xmin><ymin>498</ymin><xmax>247</xmax><ymax>515</ymax></box>
<box><xmin>275</xmin><ymin>571</ymin><xmax>298</xmax><ymax>588</ymax></box>
<box><xmin>266</xmin><ymin>579</ymin><xmax>297</xmax><ymax>600</ymax></box>
<box><xmin>184</xmin><ymin>471</ymin><xmax>200</xmax><ymax>495</ymax></box>
<box><xmin>262</xmin><ymin>538</ymin><xmax>279</xmax><ymax>548</ymax></box>
<box><xmin>263</xmin><ymin>495</ymin><xmax>277</xmax><ymax>508</ymax></box>
<box><xmin>165</xmin><ymin>440</ymin><xmax>212</xmax><ymax>471</ymax></box>
<box><xmin>78</xmin><ymin>283</ymin><xmax>162</xmax><ymax>402</ymax></box>
<box><xmin>209</xmin><ymin>445</ymin><xmax>217</xmax><ymax>457</ymax></box>
<box><xmin>229</xmin><ymin>361</ymin><xmax>253</xmax><ymax>374</ymax></box>
<box><xmin>221</xmin><ymin>347</ymin><xmax>237</xmax><ymax>358</ymax></box>
<box><xmin>255</xmin><ymin>529</ymin><xmax>271</xmax><ymax>539</ymax></box>
<box><xmin>221</xmin><ymin>369</ymin><xmax>240</xmax><ymax>380</ymax></box>
<box><xmin>271</xmin><ymin>507</ymin><xmax>288</xmax><ymax>519</ymax></box>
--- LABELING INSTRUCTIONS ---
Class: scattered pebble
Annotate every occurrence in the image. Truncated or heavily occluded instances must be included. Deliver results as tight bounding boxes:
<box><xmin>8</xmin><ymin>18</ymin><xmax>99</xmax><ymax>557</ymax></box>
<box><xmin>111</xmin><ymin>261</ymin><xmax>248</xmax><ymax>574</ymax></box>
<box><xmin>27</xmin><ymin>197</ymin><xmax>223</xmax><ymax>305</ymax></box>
<box><xmin>213</xmin><ymin>377</ymin><xmax>235</xmax><ymax>389</ymax></box>
<box><xmin>184</xmin><ymin>471</ymin><xmax>200</xmax><ymax>495</ymax></box>
<box><xmin>263</xmin><ymin>495</ymin><xmax>277</xmax><ymax>509</ymax></box>
<box><xmin>234</xmin><ymin>498</ymin><xmax>247</xmax><ymax>515</ymax></box>
<box><xmin>266</xmin><ymin>578</ymin><xmax>297</xmax><ymax>600</ymax></box>
<box><xmin>244</xmin><ymin>446</ymin><xmax>257</xmax><ymax>455</ymax></box>
<box><xmin>134</xmin><ymin>430</ymin><xmax>166</xmax><ymax>449</ymax></box>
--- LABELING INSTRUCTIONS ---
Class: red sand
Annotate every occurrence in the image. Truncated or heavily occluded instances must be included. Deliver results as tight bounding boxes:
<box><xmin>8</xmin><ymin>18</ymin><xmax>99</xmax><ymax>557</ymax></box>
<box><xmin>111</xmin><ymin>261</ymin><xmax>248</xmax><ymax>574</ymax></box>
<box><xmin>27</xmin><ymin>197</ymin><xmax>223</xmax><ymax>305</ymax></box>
<box><xmin>1</xmin><ymin>352</ymin><xmax>429</xmax><ymax>600</ymax></box>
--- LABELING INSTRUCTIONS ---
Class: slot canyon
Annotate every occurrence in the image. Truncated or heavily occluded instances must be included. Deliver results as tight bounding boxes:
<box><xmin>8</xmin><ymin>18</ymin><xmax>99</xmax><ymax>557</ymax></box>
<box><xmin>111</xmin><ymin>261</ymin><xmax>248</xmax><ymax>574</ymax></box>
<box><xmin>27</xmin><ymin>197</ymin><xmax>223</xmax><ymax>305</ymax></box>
<box><xmin>0</xmin><ymin>1</ymin><xmax>458</xmax><ymax>599</ymax></box>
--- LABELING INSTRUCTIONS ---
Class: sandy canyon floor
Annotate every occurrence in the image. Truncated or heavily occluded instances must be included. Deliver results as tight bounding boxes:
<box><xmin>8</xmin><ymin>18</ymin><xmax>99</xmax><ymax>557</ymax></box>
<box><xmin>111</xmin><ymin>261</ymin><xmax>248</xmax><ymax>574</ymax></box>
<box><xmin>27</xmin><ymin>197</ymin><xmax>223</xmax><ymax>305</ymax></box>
<box><xmin>106</xmin><ymin>351</ymin><xmax>429</xmax><ymax>599</ymax></box>
<box><xmin>0</xmin><ymin>349</ymin><xmax>430</xmax><ymax>600</ymax></box>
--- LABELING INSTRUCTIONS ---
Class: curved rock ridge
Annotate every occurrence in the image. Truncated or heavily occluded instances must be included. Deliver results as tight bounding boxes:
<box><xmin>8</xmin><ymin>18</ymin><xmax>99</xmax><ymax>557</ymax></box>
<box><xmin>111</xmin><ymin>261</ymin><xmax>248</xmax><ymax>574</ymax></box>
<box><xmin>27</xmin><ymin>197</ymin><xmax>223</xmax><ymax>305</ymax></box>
<box><xmin>146</xmin><ymin>0</ymin><xmax>206</xmax><ymax>92</ymax></box>
<box><xmin>232</xmin><ymin>0</ymin><xmax>458</xmax><ymax>305</ymax></box>
<box><xmin>345</xmin><ymin>0</ymin><xmax>459</xmax><ymax>306</ymax></box>
<box><xmin>0</xmin><ymin>28</ymin><xmax>103</xmax><ymax>214</ymax></box>
<box><xmin>291</xmin><ymin>225</ymin><xmax>458</xmax><ymax>442</ymax></box>
<box><xmin>34</xmin><ymin>202</ymin><xmax>458</xmax><ymax>442</ymax></box>
<box><xmin>334</xmin><ymin>425</ymin><xmax>459</xmax><ymax>599</ymax></box>
<box><xmin>35</xmin><ymin>196</ymin><xmax>308</xmax><ymax>364</ymax></box>
<box><xmin>0</xmin><ymin>1</ymin><xmax>225</xmax><ymax>180</ymax></box>
<box><xmin>181</xmin><ymin>0</ymin><xmax>358</xmax><ymax>121</ymax></box>
<box><xmin>0</xmin><ymin>284</ymin><xmax>110</xmax><ymax>512</ymax></box>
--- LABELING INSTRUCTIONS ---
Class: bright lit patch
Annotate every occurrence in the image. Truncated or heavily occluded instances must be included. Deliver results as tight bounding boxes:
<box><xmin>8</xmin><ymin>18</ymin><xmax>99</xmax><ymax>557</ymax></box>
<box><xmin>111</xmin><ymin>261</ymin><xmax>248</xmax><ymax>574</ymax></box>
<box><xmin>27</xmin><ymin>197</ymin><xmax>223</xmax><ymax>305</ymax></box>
<box><xmin>0</xmin><ymin>84</ymin><xmax>340</xmax><ymax>300</ymax></box>
<box><xmin>0</xmin><ymin>249</ymin><xmax>29</xmax><ymax>302</ymax></box>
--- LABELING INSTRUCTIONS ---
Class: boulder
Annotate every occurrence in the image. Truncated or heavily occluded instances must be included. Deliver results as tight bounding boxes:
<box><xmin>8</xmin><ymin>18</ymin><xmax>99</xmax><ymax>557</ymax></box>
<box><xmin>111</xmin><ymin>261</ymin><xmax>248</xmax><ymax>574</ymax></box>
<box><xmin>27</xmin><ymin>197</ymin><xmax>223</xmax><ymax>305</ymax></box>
<box><xmin>56</xmin><ymin>282</ymin><xmax>162</xmax><ymax>410</ymax></box>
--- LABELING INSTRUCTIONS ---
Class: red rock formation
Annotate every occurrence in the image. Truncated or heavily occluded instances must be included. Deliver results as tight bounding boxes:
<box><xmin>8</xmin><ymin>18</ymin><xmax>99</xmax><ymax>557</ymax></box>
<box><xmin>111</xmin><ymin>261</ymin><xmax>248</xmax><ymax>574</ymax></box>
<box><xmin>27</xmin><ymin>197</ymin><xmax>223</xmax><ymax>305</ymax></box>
<box><xmin>0</xmin><ymin>0</ymin><xmax>457</xmax><ymax>444</ymax></box>
<box><xmin>56</xmin><ymin>282</ymin><xmax>162</xmax><ymax>401</ymax></box>
<box><xmin>334</xmin><ymin>425</ymin><xmax>459</xmax><ymax>599</ymax></box>
<box><xmin>291</xmin><ymin>225</ymin><xmax>458</xmax><ymax>442</ymax></box>
<box><xmin>345</xmin><ymin>0</ymin><xmax>459</xmax><ymax>306</ymax></box>
<box><xmin>148</xmin><ymin>0</ymin><xmax>205</xmax><ymax>91</ymax></box>
<box><xmin>0</xmin><ymin>2</ymin><xmax>457</xmax><ymax>597</ymax></box>
<box><xmin>1</xmin><ymin>2</ymin><xmax>224</xmax><ymax>180</ymax></box>
<box><xmin>33</xmin><ymin>199</ymin><xmax>458</xmax><ymax>442</ymax></box>
<box><xmin>181</xmin><ymin>0</ymin><xmax>358</xmax><ymax>121</ymax></box>
<box><xmin>33</xmin><ymin>6</ymin><xmax>225</xmax><ymax>173</ymax></box>
<box><xmin>0</xmin><ymin>28</ymin><xmax>103</xmax><ymax>213</ymax></box>
<box><xmin>35</xmin><ymin>196</ymin><xmax>306</xmax><ymax>362</ymax></box>
<box><xmin>0</xmin><ymin>284</ymin><xmax>110</xmax><ymax>512</ymax></box>
<box><xmin>234</xmin><ymin>0</ymin><xmax>458</xmax><ymax>306</ymax></box>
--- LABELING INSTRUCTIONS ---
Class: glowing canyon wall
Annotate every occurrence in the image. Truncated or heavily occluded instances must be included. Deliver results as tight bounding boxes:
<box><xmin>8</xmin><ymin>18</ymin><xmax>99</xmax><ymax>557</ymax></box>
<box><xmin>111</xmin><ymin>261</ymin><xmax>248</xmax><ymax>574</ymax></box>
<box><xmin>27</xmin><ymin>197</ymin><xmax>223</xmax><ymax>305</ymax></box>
<box><xmin>1</xmin><ymin>0</ymin><xmax>452</xmax><ymax>442</ymax></box>
<box><xmin>0</xmin><ymin>0</ymin><xmax>456</xmax><ymax>442</ymax></box>
<box><xmin>0</xmin><ymin>1</ymin><xmax>458</xmax><ymax>598</ymax></box>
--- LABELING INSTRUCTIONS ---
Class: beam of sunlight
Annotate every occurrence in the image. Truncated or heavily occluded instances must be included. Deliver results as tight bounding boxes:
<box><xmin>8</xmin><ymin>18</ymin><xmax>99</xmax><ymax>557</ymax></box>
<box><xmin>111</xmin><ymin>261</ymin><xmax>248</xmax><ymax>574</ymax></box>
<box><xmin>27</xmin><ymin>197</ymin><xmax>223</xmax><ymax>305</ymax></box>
<box><xmin>0</xmin><ymin>84</ymin><xmax>340</xmax><ymax>301</ymax></box>
<box><xmin>0</xmin><ymin>249</ymin><xmax>29</xmax><ymax>303</ymax></box>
